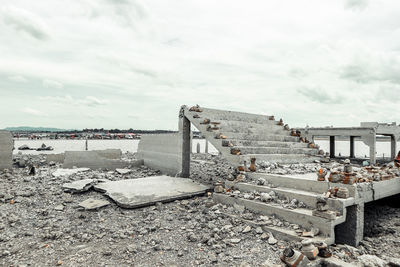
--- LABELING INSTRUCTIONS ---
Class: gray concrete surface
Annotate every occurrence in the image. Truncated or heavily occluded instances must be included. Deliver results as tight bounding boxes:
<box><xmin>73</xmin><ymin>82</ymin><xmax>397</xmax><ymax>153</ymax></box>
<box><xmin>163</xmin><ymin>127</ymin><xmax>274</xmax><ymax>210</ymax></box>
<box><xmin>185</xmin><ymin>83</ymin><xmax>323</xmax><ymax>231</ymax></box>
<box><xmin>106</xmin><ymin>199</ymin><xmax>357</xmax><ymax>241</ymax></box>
<box><xmin>62</xmin><ymin>179</ymin><xmax>95</xmax><ymax>193</ymax></box>
<box><xmin>93</xmin><ymin>175</ymin><xmax>209</xmax><ymax>208</ymax></box>
<box><xmin>137</xmin><ymin>133</ymin><xmax>183</xmax><ymax>176</ymax></box>
<box><xmin>63</xmin><ymin>150</ymin><xmax>141</xmax><ymax>170</ymax></box>
<box><xmin>0</xmin><ymin>130</ymin><xmax>13</xmax><ymax>170</ymax></box>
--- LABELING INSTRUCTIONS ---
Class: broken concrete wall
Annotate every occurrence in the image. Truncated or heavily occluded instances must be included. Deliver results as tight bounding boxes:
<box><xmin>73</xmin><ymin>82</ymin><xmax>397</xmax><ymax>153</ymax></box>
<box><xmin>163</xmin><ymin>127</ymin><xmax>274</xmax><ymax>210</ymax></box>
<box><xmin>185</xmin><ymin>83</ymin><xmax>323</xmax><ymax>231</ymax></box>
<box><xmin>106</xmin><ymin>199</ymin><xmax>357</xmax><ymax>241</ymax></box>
<box><xmin>0</xmin><ymin>130</ymin><xmax>13</xmax><ymax>170</ymax></box>
<box><xmin>137</xmin><ymin>133</ymin><xmax>182</xmax><ymax>176</ymax></box>
<box><xmin>92</xmin><ymin>149</ymin><xmax>121</xmax><ymax>159</ymax></box>
<box><xmin>45</xmin><ymin>153</ymin><xmax>65</xmax><ymax>164</ymax></box>
<box><xmin>63</xmin><ymin>150</ymin><xmax>142</xmax><ymax>170</ymax></box>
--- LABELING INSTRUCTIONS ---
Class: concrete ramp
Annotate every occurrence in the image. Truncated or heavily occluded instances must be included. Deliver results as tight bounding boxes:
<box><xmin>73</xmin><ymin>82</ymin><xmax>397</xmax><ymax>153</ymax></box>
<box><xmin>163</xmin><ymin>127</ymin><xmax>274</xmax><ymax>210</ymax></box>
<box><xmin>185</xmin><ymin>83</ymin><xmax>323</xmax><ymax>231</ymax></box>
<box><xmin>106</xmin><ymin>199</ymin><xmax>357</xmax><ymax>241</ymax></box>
<box><xmin>94</xmin><ymin>176</ymin><xmax>209</xmax><ymax>208</ymax></box>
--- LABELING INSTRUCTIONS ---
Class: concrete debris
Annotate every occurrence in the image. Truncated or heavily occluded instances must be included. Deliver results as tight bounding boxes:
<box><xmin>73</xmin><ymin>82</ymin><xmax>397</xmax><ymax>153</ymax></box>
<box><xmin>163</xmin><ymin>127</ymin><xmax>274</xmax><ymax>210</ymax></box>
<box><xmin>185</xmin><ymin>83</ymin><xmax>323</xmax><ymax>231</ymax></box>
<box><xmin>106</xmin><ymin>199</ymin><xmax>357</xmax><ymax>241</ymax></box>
<box><xmin>301</xmin><ymin>239</ymin><xmax>318</xmax><ymax>260</ymax></box>
<box><xmin>62</xmin><ymin>179</ymin><xmax>95</xmax><ymax>193</ymax></box>
<box><xmin>79</xmin><ymin>198</ymin><xmax>110</xmax><ymax>210</ymax></box>
<box><xmin>94</xmin><ymin>176</ymin><xmax>209</xmax><ymax>208</ymax></box>
<box><xmin>115</xmin><ymin>168</ymin><xmax>131</xmax><ymax>175</ymax></box>
<box><xmin>52</xmin><ymin>168</ymin><xmax>90</xmax><ymax>177</ymax></box>
<box><xmin>358</xmin><ymin>254</ymin><xmax>387</xmax><ymax>267</ymax></box>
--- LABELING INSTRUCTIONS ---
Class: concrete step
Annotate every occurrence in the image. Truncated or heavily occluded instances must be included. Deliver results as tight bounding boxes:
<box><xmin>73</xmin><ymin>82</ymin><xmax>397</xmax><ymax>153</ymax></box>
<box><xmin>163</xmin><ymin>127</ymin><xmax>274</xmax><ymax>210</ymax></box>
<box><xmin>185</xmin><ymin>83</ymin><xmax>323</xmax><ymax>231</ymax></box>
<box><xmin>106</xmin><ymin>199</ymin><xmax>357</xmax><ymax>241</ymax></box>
<box><xmin>246</xmin><ymin>173</ymin><xmax>357</xmax><ymax>198</ymax></box>
<box><xmin>221</xmin><ymin>132</ymin><xmax>299</xmax><ymax>142</ymax></box>
<box><xmin>228</xmin><ymin>140</ymin><xmax>309</xmax><ymax>148</ymax></box>
<box><xmin>187</xmin><ymin>107</ymin><xmax>276</xmax><ymax>124</ymax></box>
<box><xmin>225</xmin><ymin>181</ymin><xmax>350</xmax><ymax>213</ymax></box>
<box><xmin>240</xmin><ymin>154</ymin><xmax>320</xmax><ymax>164</ymax></box>
<box><xmin>234</xmin><ymin>146</ymin><xmax>319</xmax><ymax>155</ymax></box>
<box><xmin>222</xmin><ymin>212</ymin><xmax>333</xmax><ymax>245</ymax></box>
<box><xmin>213</xmin><ymin>193</ymin><xmax>345</xmax><ymax>237</ymax></box>
<box><xmin>219</xmin><ymin>126</ymin><xmax>291</xmax><ymax>136</ymax></box>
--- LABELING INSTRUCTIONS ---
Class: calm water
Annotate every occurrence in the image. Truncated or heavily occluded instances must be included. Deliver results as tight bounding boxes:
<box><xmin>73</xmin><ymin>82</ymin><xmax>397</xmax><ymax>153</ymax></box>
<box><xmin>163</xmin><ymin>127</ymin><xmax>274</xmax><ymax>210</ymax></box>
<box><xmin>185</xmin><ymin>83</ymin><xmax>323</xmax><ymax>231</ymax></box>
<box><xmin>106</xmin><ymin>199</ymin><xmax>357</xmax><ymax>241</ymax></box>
<box><xmin>13</xmin><ymin>139</ymin><xmax>399</xmax><ymax>159</ymax></box>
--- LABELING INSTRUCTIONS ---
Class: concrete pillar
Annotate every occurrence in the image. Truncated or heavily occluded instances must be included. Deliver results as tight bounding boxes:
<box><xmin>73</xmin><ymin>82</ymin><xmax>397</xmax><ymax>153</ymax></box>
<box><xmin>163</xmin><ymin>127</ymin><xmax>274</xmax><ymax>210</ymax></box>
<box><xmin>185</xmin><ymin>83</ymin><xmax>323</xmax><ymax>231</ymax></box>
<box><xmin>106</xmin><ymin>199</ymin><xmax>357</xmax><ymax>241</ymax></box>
<box><xmin>391</xmin><ymin>135</ymin><xmax>397</xmax><ymax>160</ymax></box>
<box><xmin>329</xmin><ymin>136</ymin><xmax>335</xmax><ymax>158</ymax></box>
<box><xmin>362</xmin><ymin>131</ymin><xmax>377</xmax><ymax>165</ymax></box>
<box><xmin>179</xmin><ymin>114</ymin><xmax>191</xmax><ymax>178</ymax></box>
<box><xmin>196</xmin><ymin>142</ymin><xmax>200</xmax><ymax>153</ymax></box>
<box><xmin>350</xmin><ymin>136</ymin><xmax>355</xmax><ymax>158</ymax></box>
<box><xmin>205</xmin><ymin>140</ymin><xmax>209</xmax><ymax>154</ymax></box>
<box><xmin>335</xmin><ymin>203</ymin><xmax>364</xmax><ymax>247</ymax></box>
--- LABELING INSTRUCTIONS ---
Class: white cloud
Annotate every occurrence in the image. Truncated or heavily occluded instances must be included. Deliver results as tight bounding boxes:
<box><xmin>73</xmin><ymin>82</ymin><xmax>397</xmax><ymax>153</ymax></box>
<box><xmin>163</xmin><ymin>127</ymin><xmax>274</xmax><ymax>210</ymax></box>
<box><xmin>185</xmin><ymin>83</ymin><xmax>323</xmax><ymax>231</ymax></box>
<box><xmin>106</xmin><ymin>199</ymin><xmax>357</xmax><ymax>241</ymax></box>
<box><xmin>1</xmin><ymin>0</ymin><xmax>400</xmax><ymax>129</ymax></box>
<box><xmin>22</xmin><ymin>107</ymin><xmax>45</xmax><ymax>116</ymax></box>
<box><xmin>8</xmin><ymin>75</ymin><xmax>27</xmax><ymax>83</ymax></box>
<box><xmin>1</xmin><ymin>6</ymin><xmax>49</xmax><ymax>40</ymax></box>
<box><xmin>42</xmin><ymin>79</ymin><xmax>63</xmax><ymax>89</ymax></box>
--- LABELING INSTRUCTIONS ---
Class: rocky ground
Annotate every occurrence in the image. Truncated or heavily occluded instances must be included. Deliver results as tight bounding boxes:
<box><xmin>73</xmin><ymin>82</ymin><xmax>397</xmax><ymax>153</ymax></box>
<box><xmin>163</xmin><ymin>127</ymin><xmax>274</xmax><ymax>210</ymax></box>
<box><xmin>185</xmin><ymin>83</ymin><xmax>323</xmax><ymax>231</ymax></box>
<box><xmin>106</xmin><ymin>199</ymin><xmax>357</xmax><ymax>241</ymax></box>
<box><xmin>0</xmin><ymin>153</ymin><xmax>399</xmax><ymax>266</ymax></box>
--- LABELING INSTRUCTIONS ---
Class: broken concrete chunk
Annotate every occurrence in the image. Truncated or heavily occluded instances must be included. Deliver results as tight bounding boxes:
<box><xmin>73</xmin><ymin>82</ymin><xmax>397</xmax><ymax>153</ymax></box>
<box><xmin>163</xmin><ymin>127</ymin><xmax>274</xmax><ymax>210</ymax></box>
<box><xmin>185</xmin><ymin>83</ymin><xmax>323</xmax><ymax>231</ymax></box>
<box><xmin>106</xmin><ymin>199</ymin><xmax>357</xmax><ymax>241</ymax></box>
<box><xmin>62</xmin><ymin>179</ymin><xmax>95</xmax><ymax>193</ymax></box>
<box><xmin>312</xmin><ymin>210</ymin><xmax>336</xmax><ymax>220</ymax></box>
<box><xmin>79</xmin><ymin>198</ymin><xmax>110</xmax><ymax>210</ymax></box>
<box><xmin>52</xmin><ymin>168</ymin><xmax>90</xmax><ymax>177</ymax></box>
<box><xmin>93</xmin><ymin>176</ymin><xmax>209</xmax><ymax>209</ymax></box>
<box><xmin>116</xmin><ymin>168</ymin><xmax>131</xmax><ymax>175</ymax></box>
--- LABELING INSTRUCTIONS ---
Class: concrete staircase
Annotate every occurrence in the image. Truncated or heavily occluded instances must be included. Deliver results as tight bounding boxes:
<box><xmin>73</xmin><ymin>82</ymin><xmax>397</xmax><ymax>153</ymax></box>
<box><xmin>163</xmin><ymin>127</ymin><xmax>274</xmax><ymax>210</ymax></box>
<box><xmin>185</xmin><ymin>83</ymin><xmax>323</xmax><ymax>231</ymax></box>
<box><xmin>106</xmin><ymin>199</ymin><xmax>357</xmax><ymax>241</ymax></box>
<box><xmin>215</xmin><ymin>173</ymin><xmax>357</xmax><ymax>245</ymax></box>
<box><xmin>182</xmin><ymin>106</ymin><xmax>320</xmax><ymax>166</ymax></box>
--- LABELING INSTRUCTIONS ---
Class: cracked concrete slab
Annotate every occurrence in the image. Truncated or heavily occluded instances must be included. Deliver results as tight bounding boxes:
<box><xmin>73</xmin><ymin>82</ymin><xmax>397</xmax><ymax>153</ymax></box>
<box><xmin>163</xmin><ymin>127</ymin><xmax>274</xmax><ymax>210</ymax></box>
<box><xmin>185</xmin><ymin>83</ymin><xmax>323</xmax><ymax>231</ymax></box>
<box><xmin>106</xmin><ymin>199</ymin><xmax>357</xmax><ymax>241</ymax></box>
<box><xmin>94</xmin><ymin>176</ymin><xmax>209</xmax><ymax>208</ymax></box>
<box><xmin>62</xmin><ymin>179</ymin><xmax>95</xmax><ymax>193</ymax></box>
<box><xmin>79</xmin><ymin>198</ymin><xmax>110</xmax><ymax>210</ymax></box>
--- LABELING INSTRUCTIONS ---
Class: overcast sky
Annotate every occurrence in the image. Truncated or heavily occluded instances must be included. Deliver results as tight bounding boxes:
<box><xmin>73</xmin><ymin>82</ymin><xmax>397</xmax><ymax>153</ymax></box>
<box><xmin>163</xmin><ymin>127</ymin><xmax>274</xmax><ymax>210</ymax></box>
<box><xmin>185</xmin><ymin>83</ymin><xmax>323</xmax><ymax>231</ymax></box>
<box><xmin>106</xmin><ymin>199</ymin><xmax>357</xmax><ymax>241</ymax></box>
<box><xmin>1</xmin><ymin>0</ymin><xmax>399</xmax><ymax>130</ymax></box>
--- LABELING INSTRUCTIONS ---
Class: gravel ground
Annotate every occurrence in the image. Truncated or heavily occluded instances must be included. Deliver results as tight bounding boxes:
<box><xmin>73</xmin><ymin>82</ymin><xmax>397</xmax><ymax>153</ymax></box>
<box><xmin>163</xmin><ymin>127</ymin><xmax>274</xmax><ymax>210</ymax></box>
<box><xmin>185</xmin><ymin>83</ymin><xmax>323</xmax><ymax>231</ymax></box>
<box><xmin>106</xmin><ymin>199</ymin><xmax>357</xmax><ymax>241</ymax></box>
<box><xmin>1</xmin><ymin>153</ymin><xmax>399</xmax><ymax>266</ymax></box>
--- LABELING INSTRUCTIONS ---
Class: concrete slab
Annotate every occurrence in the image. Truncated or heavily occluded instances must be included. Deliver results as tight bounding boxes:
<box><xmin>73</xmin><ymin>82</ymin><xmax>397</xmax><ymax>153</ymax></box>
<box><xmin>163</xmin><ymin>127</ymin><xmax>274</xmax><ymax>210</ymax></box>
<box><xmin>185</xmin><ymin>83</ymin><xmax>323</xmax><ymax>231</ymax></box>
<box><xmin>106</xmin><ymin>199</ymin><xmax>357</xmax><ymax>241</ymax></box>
<box><xmin>94</xmin><ymin>176</ymin><xmax>209</xmax><ymax>208</ymax></box>
<box><xmin>79</xmin><ymin>198</ymin><xmax>110</xmax><ymax>210</ymax></box>
<box><xmin>63</xmin><ymin>179</ymin><xmax>95</xmax><ymax>193</ymax></box>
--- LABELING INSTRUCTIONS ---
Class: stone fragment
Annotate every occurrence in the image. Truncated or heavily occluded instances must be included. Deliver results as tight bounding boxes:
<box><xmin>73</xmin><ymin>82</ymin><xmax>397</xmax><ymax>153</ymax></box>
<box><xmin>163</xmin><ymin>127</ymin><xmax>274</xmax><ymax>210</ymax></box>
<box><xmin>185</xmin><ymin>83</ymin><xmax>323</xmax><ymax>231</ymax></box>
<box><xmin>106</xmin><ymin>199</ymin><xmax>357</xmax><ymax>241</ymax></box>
<box><xmin>242</xmin><ymin>225</ymin><xmax>251</xmax><ymax>233</ymax></box>
<box><xmin>54</xmin><ymin>205</ymin><xmax>64</xmax><ymax>211</ymax></box>
<box><xmin>116</xmin><ymin>168</ymin><xmax>131</xmax><ymax>175</ymax></box>
<box><xmin>53</xmin><ymin>168</ymin><xmax>90</xmax><ymax>177</ymax></box>
<box><xmin>267</xmin><ymin>234</ymin><xmax>277</xmax><ymax>245</ymax></box>
<box><xmin>79</xmin><ymin>198</ymin><xmax>110</xmax><ymax>210</ymax></box>
<box><xmin>312</xmin><ymin>210</ymin><xmax>336</xmax><ymax>220</ymax></box>
<box><xmin>63</xmin><ymin>179</ymin><xmax>95</xmax><ymax>193</ymax></box>
<box><xmin>301</xmin><ymin>239</ymin><xmax>318</xmax><ymax>260</ymax></box>
<box><xmin>260</xmin><ymin>193</ymin><xmax>272</xmax><ymax>202</ymax></box>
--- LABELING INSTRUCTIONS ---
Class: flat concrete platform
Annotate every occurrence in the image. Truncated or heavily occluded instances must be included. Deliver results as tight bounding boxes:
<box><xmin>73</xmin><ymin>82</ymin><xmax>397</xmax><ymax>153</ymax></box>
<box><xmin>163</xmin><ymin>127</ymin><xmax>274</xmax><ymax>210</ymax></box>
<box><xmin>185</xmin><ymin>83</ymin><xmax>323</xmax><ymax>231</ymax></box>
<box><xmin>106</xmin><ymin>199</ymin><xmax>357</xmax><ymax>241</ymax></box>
<box><xmin>94</xmin><ymin>176</ymin><xmax>210</xmax><ymax>208</ymax></box>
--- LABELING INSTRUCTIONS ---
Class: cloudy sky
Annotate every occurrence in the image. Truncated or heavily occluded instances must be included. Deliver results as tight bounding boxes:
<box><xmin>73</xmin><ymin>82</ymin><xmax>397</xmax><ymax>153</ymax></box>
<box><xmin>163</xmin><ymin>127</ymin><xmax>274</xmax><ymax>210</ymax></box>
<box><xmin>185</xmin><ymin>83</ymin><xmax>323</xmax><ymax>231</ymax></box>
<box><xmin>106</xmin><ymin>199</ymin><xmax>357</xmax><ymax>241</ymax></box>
<box><xmin>1</xmin><ymin>0</ymin><xmax>399</xmax><ymax>130</ymax></box>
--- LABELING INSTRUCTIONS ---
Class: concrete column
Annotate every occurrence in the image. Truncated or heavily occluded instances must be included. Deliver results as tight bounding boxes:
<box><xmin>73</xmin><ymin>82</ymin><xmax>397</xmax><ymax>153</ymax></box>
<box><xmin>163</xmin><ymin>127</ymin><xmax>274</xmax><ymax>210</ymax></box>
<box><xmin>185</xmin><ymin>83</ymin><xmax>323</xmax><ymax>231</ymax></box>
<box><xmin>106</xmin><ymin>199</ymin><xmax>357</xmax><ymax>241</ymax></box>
<box><xmin>179</xmin><ymin>114</ymin><xmax>191</xmax><ymax>178</ymax></box>
<box><xmin>335</xmin><ymin>203</ymin><xmax>364</xmax><ymax>247</ymax></box>
<box><xmin>205</xmin><ymin>140</ymin><xmax>209</xmax><ymax>154</ymax></box>
<box><xmin>329</xmin><ymin>136</ymin><xmax>335</xmax><ymax>158</ymax></box>
<box><xmin>362</xmin><ymin>131</ymin><xmax>377</xmax><ymax>165</ymax></box>
<box><xmin>350</xmin><ymin>136</ymin><xmax>355</xmax><ymax>158</ymax></box>
<box><xmin>391</xmin><ymin>135</ymin><xmax>397</xmax><ymax>160</ymax></box>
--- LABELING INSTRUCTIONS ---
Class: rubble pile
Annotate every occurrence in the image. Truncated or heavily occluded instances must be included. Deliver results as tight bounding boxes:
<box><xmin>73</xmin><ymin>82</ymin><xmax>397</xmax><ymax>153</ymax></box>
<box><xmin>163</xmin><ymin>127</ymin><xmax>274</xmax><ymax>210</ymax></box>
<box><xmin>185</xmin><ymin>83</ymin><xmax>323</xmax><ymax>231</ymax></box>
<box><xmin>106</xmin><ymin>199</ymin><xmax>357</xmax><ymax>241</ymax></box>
<box><xmin>1</xmin><ymin>153</ymin><xmax>399</xmax><ymax>266</ymax></box>
<box><xmin>317</xmin><ymin>159</ymin><xmax>400</xmax><ymax>184</ymax></box>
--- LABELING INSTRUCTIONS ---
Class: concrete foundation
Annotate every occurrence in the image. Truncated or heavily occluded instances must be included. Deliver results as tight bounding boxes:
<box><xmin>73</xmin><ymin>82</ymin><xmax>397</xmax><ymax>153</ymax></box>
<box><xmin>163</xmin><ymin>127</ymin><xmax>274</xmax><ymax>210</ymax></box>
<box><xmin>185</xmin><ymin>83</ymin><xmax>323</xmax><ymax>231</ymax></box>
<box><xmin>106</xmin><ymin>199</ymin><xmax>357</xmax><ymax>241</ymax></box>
<box><xmin>0</xmin><ymin>131</ymin><xmax>13</xmax><ymax>170</ymax></box>
<box><xmin>137</xmin><ymin>133</ymin><xmax>183</xmax><ymax>176</ymax></box>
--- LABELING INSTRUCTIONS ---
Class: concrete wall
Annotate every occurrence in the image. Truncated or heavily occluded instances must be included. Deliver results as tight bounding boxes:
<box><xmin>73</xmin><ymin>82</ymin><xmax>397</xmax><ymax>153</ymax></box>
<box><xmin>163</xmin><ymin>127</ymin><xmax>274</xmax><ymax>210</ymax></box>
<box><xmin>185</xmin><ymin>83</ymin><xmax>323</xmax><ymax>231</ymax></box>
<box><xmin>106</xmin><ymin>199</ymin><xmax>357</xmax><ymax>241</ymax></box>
<box><xmin>45</xmin><ymin>153</ymin><xmax>65</xmax><ymax>163</ymax></box>
<box><xmin>63</xmin><ymin>149</ymin><xmax>142</xmax><ymax>170</ymax></box>
<box><xmin>0</xmin><ymin>131</ymin><xmax>13</xmax><ymax>170</ymax></box>
<box><xmin>137</xmin><ymin>133</ymin><xmax>182</xmax><ymax>176</ymax></box>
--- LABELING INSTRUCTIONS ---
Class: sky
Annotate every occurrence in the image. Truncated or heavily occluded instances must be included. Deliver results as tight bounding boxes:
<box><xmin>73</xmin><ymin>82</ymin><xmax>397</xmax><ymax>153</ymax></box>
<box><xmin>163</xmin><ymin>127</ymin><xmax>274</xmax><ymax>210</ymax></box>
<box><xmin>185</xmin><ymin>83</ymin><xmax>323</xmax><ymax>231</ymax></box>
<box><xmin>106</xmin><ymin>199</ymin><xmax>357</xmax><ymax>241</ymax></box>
<box><xmin>0</xmin><ymin>0</ymin><xmax>400</xmax><ymax>130</ymax></box>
